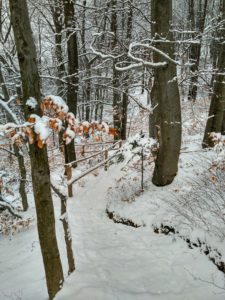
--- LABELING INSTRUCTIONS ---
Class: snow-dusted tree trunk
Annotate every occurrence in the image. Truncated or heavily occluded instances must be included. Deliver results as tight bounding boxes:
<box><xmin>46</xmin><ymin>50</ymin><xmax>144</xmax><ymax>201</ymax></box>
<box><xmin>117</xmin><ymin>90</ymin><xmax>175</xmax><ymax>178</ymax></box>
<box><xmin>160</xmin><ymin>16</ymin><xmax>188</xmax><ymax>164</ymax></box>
<box><xmin>202</xmin><ymin>0</ymin><xmax>225</xmax><ymax>147</ymax></box>
<box><xmin>63</xmin><ymin>0</ymin><xmax>78</xmax><ymax>164</ymax></box>
<box><xmin>9</xmin><ymin>1</ymin><xmax>64</xmax><ymax>298</ymax></box>
<box><xmin>50</xmin><ymin>0</ymin><xmax>66</xmax><ymax>97</ymax></box>
<box><xmin>121</xmin><ymin>0</ymin><xmax>133</xmax><ymax>141</ymax></box>
<box><xmin>151</xmin><ymin>0</ymin><xmax>182</xmax><ymax>186</ymax></box>
<box><xmin>51</xmin><ymin>183</ymin><xmax>75</xmax><ymax>275</ymax></box>
<box><xmin>0</xmin><ymin>65</ymin><xmax>9</xmax><ymax>100</ymax></box>
<box><xmin>111</xmin><ymin>0</ymin><xmax>121</xmax><ymax>140</ymax></box>
<box><xmin>188</xmin><ymin>0</ymin><xmax>208</xmax><ymax>101</ymax></box>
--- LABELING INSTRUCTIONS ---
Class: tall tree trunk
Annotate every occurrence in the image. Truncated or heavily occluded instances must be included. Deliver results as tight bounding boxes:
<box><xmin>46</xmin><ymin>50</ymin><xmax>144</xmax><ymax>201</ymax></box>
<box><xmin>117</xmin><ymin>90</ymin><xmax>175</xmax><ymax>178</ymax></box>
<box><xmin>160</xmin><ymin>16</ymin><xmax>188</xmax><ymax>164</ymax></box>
<box><xmin>111</xmin><ymin>0</ymin><xmax>121</xmax><ymax>140</ymax></box>
<box><xmin>9</xmin><ymin>1</ymin><xmax>64</xmax><ymax>299</ymax></box>
<box><xmin>51</xmin><ymin>184</ymin><xmax>75</xmax><ymax>275</ymax></box>
<box><xmin>121</xmin><ymin>0</ymin><xmax>133</xmax><ymax>140</ymax></box>
<box><xmin>14</xmin><ymin>145</ymin><xmax>28</xmax><ymax>211</ymax></box>
<box><xmin>0</xmin><ymin>65</ymin><xmax>9</xmax><ymax>100</ymax></box>
<box><xmin>63</xmin><ymin>0</ymin><xmax>79</xmax><ymax>163</ymax></box>
<box><xmin>50</xmin><ymin>0</ymin><xmax>66</xmax><ymax>96</ymax></box>
<box><xmin>149</xmin><ymin>1</ymin><xmax>159</xmax><ymax>139</ymax></box>
<box><xmin>222</xmin><ymin>111</ymin><xmax>225</xmax><ymax>134</ymax></box>
<box><xmin>151</xmin><ymin>0</ymin><xmax>182</xmax><ymax>186</ymax></box>
<box><xmin>0</xmin><ymin>0</ymin><xmax>2</xmax><ymax>37</ymax></box>
<box><xmin>202</xmin><ymin>0</ymin><xmax>225</xmax><ymax>147</ymax></box>
<box><xmin>188</xmin><ymin>0</ymin><xmax>208</xmax><ymax>101</ymax></box>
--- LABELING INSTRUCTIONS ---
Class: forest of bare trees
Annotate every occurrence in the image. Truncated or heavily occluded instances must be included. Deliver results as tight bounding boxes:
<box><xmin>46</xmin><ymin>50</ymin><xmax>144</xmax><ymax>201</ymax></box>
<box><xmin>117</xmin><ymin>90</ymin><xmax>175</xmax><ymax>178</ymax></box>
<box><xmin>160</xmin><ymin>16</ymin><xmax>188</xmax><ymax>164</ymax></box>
<box><xmin>0</xmin><ymin>0</ymin><xmax>224</xmax><ymax>299</ymax></box>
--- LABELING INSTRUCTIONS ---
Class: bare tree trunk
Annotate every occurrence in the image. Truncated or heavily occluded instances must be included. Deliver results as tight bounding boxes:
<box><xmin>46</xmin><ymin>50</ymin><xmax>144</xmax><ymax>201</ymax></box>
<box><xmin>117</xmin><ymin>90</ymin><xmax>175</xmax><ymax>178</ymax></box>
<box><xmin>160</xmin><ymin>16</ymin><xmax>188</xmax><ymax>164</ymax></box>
<box><xmin>151</xmin><ymin>0</ymin><xmax>182</xmax><ymax>186</ymax></box>
<box><xmin>0</xmin><ymin>0</ymin><xmax>2</xmax><ymax>37</ymax></box>
<box><xmin>188</xmin><ymin>0</ymin><xmax>208</xmax><ymax>101</ymax></box>
<box><xmin>0</xmin><ymin>65</ymin><xmax>9</xmax><ymax>100</ymax></box>
<box><xmin>111</xmin><ymin>0</ymin><xmax>121</xmax><ymax>140</ymax></box>
<box><xmin>121</xmin><ymin>89</ymin><xmax>128</xmax><ymax>140</ymax></box>
<box><xmin>121</xmin><ymin>0</ymin><xmax>133</xmax><ymax>140</ymax></box>
<box><xmin>149</xmin><ymin>1</ymin><xmax>159</xmax><ymax>139</ymax></box>
<box><xmin>51</xmin><ymin>184</ymin><xmax>75</xmax><ymax>275</ymax></box>
<box><xmin>50</xmin><ymin>0</ymin><xmax>66</xmax><ymax>96</ymax></box>
<box><xmin>203</xmin><ymin>0</ymin><xmax>225</xmax><ymax>147</ymax></box>
<box><xmin>222</xmin><ymin>111</ymin><xmax>225</xmax><ymax>134</ymax></box>
<box><xmin>63</xmin><ymin>0</ymin><xmax>79</xmax><ymax>163</ymax></box>
<box><xmin>9</xmin><ymin>1</ymin><xmax>64</xmax><ymax>299</ymax></box>
<box><xmin>14</xmin><ymin>145</ymin><xmax>28</xmax><ymax>211</ymax></box>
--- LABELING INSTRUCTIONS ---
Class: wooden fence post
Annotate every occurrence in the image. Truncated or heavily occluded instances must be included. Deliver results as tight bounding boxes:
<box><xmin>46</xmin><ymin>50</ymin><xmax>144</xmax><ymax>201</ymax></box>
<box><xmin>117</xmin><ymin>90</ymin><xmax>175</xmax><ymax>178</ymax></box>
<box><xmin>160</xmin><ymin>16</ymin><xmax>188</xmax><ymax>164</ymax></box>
<box><xmin>81</xmin><ymin>145</ymin><xmax>85</xmax><ymax>156</ymax></box>
<box><xmin>104</xmin><ymin>149</ymin><xmax>108</xmax><ymax>171</ymax></box>
<box><xmin>65</xmin><ymin>165</ymin><xmax>73</xmax><ymax>197</ymax></box>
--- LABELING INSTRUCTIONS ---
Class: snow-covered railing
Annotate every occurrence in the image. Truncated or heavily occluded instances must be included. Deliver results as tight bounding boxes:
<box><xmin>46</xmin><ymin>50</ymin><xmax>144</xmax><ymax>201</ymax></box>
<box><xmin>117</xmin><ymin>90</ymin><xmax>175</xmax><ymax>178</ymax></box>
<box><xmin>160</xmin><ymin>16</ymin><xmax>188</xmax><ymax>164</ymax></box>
<box><xmin>65</xmin><ymin>140</ymin><xmax>122</xmax><ymax>197</ymax></box>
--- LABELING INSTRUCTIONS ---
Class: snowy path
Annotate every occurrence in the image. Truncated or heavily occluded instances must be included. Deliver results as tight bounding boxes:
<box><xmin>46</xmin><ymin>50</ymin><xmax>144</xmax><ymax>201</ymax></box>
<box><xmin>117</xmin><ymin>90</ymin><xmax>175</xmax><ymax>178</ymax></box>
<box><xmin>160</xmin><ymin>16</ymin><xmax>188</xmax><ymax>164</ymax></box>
<box><xmin>57</xmin><ymin>165</ymin><xmax>225</xmax><ymax>300</ymax></box>
<box><xmin>0</xmin><ymin>163</ymin><xmax>224</xmax><ymax>300</ymax></box>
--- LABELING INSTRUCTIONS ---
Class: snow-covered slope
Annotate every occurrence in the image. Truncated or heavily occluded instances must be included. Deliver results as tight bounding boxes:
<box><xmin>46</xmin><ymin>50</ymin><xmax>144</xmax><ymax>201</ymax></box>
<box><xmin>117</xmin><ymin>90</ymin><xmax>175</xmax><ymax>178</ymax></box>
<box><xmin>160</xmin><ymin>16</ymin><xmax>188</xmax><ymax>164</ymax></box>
<box><xmin>1</xmin><ymin>158</ymin><xmax>224</xmax><ymax>300</ymax></box>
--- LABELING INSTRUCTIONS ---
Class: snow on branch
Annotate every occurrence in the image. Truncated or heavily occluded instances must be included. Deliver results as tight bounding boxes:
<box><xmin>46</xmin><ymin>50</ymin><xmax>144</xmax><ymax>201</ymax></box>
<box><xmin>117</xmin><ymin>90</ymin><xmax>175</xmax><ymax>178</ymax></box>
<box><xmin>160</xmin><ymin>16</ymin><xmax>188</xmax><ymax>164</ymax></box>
<box><xmin>0</xmin><ymin>195</ymin><xmax>22</xmax><ymax>219</ymax></box>
<box><xmin>90</xmin><ymin>32</ymin><xmax>124</xmax><ymax>60</ymax></box>
<box><xmin>0</xmin><ymin>99</ymin><xmax>20</xmax><ymax>124</ymax></box>
<box><xmin>115</xmin><ymin>42</ymin><xmax>179</xmax><ymax>72</ymax></box>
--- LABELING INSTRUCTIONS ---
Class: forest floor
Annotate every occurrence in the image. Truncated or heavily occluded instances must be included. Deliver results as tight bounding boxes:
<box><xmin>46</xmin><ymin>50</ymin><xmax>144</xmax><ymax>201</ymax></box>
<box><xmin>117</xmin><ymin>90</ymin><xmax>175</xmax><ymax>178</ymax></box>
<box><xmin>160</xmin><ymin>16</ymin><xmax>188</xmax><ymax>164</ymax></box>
<box><xmin>0</xmin><ymin>95</ymin><xmax>225</xmax><ymax>300</ymax></box>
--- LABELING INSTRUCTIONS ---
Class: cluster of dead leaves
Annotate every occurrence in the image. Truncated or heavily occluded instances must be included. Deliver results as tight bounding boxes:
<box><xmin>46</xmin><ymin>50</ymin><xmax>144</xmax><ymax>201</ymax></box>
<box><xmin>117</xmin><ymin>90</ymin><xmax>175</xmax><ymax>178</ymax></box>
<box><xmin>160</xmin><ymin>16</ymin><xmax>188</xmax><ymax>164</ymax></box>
<box><xmin>9</xmin><ymin>95</ymin><xmax>119</xmax><ymax>148</ymax></box>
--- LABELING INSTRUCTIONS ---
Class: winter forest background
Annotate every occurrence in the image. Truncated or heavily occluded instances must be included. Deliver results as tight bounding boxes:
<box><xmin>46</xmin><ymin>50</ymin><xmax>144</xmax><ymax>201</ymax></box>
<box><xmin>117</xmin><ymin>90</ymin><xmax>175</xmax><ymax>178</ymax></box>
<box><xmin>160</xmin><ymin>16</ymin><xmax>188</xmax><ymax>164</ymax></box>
<box><xmin>0</xmin><ymin>0</ymin><xmax>225</xmax><ymax>299</ymax></box>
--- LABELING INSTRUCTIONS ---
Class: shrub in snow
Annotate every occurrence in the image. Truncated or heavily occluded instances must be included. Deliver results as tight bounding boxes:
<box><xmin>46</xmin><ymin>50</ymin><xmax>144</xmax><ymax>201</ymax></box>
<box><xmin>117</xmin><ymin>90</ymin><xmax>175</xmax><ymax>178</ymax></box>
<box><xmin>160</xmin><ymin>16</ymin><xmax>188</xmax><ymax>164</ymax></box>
<box><xmin>117</xmin><ymin>133</ymin><xmax>157</xmax><ymax>163</ymax></box>
<box><xmin>167</xmin><ymin>135</ymin><xmax>225</xmax><ymax>241</ymax></box>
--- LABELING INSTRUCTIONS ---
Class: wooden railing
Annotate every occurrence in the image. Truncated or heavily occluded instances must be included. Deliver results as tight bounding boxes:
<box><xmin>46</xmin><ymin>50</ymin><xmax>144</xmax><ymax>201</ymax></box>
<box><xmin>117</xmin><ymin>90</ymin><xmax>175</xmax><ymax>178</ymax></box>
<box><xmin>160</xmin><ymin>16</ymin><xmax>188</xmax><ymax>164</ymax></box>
<box><xmin>65</xmin><ymin>140</ymin><xmax>122</xmax><ymax>197</ymax></box>
<box><xmin>74</xmin><ymin>140</ymin><xmax>119</xmax><ymax>157</ymax></box>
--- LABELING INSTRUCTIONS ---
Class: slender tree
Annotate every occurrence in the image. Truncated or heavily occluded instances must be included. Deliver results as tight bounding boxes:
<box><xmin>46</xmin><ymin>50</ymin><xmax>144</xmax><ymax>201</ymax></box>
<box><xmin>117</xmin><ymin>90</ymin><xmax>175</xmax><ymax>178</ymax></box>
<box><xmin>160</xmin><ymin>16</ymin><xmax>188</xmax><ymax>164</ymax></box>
<box><xmin>121</xmin><ymin>0</ymin><xmax>133</xmax><ymax>140</ymax></box>
<box><xmin>50</xmin><ymin>0</ymin><xmax>66</xmax><ymax>97</ymax></box>
<box><xmin>63</xmin><ymin>0</ymin><xmax>78</xmax><ymax>163</ymax></box>
<box><xmin>9</xmin><ymin>1</ymin><xmax>64</xmax><ymax>299</ymax></box>
<box><xmin>111</xmin><ymin>0</ymin><xmax>121</xmax><ymax>140</ymax></box>
<box><xmin>202</xmin><ymin>0</ymin><xmax>225</xmax><ymax>147</ymax></box>
<box><xmin>188</xmin><ymin>0</ymin><xmax>208</xmax><ymax>101</ymax></box>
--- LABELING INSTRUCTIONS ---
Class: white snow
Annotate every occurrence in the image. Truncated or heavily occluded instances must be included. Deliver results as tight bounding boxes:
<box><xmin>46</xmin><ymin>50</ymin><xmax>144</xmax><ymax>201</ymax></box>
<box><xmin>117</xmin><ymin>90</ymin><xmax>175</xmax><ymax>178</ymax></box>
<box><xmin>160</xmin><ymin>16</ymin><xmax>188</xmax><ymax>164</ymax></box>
<box><xmin>34</xmin><ymin>116</ymin><xmax>51</xmax><ymax>141</ymax></box>
<box><xmin>65</xmin><ymin>128</ymin><xmax>76</xmax><ymax>144</ymax></box>
<box><xmin>26</xmin><ymin>97</ymin><xmax>38</xmax><ymax>109</ymax></box>
<box><xmin>45</xmin><ymin>95</ymin><xmax>69</xmax><ymax>113</ymax></box>
<box><xmin>0</xmin><ymin>151</ymin><xmax>225</xmax><ymax>300</ymax></box>
<box><xmin>0</xmin><ymin>92</ymin><xmax>224</xmax><ymax>300</ymax></box>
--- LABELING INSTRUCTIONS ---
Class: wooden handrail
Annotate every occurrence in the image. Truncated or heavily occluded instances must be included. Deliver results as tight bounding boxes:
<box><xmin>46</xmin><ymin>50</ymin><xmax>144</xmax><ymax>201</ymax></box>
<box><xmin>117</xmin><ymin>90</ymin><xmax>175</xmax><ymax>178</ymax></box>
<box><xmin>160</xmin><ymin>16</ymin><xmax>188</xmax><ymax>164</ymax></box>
<box><xmin>67</xmin><ymin>149</ymin><xmax>105</xmax><ymax>165</ymax></box>
<box><xmin>74</xmin><ymin>140</ymin><xmax>117</xmax><ymax>147</ymax></box>
<box><xmin>68</xmin><ymin>151</ymin><xmax>119</xmax><ymax>186</ymax></box>
<box><xmin>66</xmin><ymin>140</ymin><xmax>122</xmax><ymax>196</ymax></box>
<box><xmin>65</xmin><ymin>140</ymin><xmax>122</xmax><ymax>167</ymax></box>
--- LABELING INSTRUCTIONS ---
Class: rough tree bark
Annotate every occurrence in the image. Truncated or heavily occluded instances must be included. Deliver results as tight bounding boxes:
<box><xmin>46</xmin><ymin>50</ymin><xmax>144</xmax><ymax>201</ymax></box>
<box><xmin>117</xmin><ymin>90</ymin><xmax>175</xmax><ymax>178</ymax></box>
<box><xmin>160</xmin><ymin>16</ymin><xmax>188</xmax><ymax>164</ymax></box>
<box><xmin>0</xmin><ymin>65</ymin><xmax>9</xmax><ymax>100</ymax></box>
<box><xmin>50</xmin><ymin>0</ymin><xmax>66</xmax><ymax>96</ymax></box>
<box><xmin>63</xmin><ymin>0</ymin><xmax>79</xmax><ymax>164</ymax></box>
<box><xmin>9</xmin><ymin>1</ymin><xmax>64</xmax><ymax>299</ymax></box>
<box><xmin>111</xmin><ymin>0</ymin><xmax>121</xmax><ymax>140</ymax></box>
<box><xmin>151</xmin><ymin>0</ymin><xmax>182</xmax><ymax>186</ymax></box>
<box><xmin>121</xmin><ymin>1</ymin><xmax>133</xmax><ymax>141</ymax></box>
<box><xmin>51</xmin><ymin>183</ymin><xmax>75</xmax><ymax>275</ymax></box>
<box><xmin>188</xmin><ymin>0</ymin><xmax>208</xmax><ymax>101</ymax></box>
<box><xmin>202</xmin><ymin>0</ymin><xmax>225</xmax><ymax>147</ymax></box>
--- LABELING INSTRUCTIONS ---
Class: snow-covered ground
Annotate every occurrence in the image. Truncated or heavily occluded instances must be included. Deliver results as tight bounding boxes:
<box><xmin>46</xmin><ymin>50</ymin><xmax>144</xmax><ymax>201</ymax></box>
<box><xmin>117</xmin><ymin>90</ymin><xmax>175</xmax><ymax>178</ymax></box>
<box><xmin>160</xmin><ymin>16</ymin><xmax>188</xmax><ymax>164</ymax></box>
<box><xmin>0</xmin><ymin>95</ymin><xmax>224</xmax><ymax>299</ymax></box>
<box><xmin>0</xmin><ymin>152</ymin><xmax>225</xmax><ymax>300</ymax></box>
